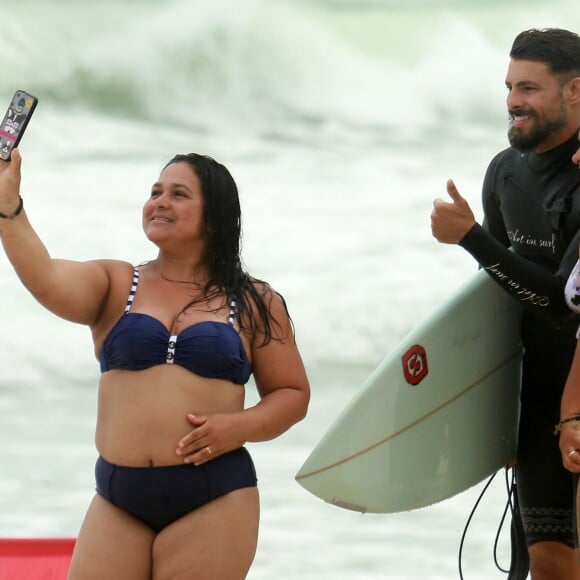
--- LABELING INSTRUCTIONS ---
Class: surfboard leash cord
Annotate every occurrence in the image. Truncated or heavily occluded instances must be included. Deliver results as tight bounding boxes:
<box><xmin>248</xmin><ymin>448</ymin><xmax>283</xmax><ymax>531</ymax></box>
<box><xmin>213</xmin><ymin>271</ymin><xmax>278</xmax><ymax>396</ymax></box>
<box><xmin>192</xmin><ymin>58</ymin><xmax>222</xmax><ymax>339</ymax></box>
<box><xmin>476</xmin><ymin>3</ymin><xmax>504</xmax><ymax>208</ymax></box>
<box><xmin>457</xmin><ymin>466</ymin><xmax>529</xmax><ymax>579</ymax></box>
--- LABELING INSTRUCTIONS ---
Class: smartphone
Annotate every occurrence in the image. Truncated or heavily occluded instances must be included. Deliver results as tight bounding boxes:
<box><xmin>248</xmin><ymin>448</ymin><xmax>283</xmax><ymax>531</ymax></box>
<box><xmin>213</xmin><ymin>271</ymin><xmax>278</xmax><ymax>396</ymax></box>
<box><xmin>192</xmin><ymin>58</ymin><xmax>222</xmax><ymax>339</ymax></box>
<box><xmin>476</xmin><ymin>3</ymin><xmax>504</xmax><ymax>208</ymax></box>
<box><xmin>0</xmin><ymin>89</ymin><xmax>38</xmax><ymax>161</ymax></box>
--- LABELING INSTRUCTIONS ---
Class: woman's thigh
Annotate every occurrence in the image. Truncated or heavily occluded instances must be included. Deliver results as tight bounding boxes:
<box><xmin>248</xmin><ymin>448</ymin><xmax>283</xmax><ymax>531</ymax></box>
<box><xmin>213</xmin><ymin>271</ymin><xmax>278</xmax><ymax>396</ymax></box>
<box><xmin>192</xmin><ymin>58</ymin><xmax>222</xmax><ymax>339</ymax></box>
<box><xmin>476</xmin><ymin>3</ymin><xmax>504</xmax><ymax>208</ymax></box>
<box><xmin>152</xmin><ymin>487</ymin><xmax>260</xmax><ymax>580</ymax></box>
<box><xmin>67</xmin><ymin>494</ymin><xmax>155</xmax><ymax>580</ymax></box>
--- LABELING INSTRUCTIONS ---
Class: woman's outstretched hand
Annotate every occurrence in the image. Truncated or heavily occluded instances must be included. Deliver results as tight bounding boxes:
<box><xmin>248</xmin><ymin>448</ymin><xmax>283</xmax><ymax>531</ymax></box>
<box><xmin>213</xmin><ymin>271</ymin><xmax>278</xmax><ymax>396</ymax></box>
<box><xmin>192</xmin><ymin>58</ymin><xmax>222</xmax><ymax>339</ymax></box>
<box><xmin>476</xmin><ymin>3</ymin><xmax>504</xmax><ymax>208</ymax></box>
<box><xmin>0</xmin><ymin>149</ymin><xmax>22</xmax><ymax>217</ymax></box>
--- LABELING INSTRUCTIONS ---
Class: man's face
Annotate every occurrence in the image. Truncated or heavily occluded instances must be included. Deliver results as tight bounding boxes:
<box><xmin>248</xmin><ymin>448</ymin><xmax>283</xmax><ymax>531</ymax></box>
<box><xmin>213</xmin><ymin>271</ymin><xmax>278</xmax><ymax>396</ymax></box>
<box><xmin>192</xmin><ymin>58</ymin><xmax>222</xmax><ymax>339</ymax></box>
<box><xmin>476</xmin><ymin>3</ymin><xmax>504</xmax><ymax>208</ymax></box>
<box><xmin>505</xmin><ymin>59</ymin><xmax>569</xmax><ymax>153</ymax></box>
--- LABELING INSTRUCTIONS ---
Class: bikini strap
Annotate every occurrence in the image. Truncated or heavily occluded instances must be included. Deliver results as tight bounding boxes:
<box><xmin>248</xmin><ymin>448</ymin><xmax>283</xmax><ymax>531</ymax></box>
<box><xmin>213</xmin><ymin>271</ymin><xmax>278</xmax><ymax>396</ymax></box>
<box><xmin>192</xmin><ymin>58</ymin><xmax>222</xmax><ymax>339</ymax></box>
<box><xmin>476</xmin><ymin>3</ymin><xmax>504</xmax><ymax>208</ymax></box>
<box><xmin>228</xmin><ymin>298</ymin><xmax>237</xmax><ymax>326</ymax></box>
<box><xmin>124</xmin><ymin>268</ymin><xmax>140</xmax><ymax>313</ymax></box>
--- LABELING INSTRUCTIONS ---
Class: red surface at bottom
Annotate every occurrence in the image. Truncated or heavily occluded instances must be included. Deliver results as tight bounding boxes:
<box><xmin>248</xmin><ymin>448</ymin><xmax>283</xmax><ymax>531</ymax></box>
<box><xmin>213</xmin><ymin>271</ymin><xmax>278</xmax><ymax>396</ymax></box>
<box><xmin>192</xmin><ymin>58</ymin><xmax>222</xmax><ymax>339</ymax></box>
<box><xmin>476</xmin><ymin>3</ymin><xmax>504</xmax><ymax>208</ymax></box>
<box><xmin>0</xmin><ymin>538</ymin><xmax>75</xmax><ymax>579</ymax></box>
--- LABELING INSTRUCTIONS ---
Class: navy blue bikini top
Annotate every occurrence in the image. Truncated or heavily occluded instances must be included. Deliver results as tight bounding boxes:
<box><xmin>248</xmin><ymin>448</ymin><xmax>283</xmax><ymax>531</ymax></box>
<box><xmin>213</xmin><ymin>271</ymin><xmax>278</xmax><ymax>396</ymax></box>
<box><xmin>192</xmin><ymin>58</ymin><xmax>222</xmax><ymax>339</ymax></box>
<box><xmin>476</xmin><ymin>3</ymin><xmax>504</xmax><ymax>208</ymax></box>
<box><xmin>98</xmin><ymin>268</ymin><xmax>252</xmax><ymax>384</ymax></box>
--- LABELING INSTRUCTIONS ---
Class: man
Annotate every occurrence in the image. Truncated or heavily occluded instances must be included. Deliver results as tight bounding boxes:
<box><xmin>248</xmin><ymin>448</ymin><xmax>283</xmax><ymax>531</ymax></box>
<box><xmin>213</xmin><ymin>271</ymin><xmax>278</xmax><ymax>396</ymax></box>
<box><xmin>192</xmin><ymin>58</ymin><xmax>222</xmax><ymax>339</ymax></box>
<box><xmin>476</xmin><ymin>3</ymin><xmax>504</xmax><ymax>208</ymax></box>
<box><xmin>431</xmin><ymin>28</ymin><xmax>580</xmax><ymax>580</ymax></box>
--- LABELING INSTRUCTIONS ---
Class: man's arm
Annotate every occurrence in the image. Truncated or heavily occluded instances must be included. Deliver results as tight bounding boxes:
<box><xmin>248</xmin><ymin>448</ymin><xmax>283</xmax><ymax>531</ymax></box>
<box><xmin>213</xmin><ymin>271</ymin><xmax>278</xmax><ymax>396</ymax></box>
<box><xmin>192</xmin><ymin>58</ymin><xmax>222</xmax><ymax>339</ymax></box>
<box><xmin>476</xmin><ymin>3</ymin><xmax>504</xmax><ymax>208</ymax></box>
<box><xmin>432</xmin><ymin>177</ymin><xmax>577</xmax><ymax>324</ymax></box>
<box><xmin>460</xmin><ymin>223</ymin><xmax>578</xmax><ymax>323</ymax></box>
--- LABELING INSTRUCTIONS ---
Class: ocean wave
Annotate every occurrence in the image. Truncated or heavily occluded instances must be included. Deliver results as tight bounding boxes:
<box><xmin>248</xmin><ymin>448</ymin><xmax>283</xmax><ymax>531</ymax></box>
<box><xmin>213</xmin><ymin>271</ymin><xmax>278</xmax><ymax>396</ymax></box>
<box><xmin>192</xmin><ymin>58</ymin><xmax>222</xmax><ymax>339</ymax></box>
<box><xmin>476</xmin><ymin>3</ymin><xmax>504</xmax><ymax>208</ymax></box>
<box><xmin>1</xmin><ymin>0</ymin><xmax>577</xmax><ymax>141</ymax></box>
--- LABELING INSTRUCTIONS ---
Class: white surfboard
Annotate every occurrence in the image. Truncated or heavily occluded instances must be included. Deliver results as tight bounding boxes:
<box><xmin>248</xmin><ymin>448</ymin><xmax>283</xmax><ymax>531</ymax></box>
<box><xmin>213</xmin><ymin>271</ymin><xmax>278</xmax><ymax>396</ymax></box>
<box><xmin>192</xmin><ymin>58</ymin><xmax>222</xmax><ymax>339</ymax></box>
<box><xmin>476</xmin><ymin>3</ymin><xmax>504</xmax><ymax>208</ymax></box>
<box><xmin>296</xmin><ymin>269</ymin><xmax>523</xmax><ymax>513</ymax></box>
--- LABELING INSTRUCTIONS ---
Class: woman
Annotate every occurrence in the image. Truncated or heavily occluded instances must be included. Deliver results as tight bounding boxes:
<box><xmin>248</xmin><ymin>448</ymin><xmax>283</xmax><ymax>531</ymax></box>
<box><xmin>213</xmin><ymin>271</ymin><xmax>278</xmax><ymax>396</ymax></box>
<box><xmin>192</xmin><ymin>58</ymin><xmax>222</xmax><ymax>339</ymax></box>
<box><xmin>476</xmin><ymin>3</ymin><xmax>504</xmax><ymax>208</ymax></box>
<box><xmin>556</xmin><ymin>129</ymin><xmax>580</xmax><ymax>545</ymax></box>
<box><xmin>559</xmin><ymin>130</ymin><xmax>580</xmax><ymax>463</ymax></box>
<box><xmin>0</xmin><ymin>149</ymin><xmax>310</xmax><ymax>579</ymax></box>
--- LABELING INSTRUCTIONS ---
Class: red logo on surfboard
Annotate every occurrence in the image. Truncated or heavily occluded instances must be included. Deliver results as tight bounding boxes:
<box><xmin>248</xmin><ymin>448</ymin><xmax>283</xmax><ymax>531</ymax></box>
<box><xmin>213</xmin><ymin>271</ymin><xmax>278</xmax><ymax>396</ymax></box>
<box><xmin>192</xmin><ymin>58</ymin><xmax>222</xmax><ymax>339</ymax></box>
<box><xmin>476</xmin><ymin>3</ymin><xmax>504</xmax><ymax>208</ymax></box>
<box><xmin>402</xmin><ymin>344</ymin><xmax>428</xmax><ymax>385</ymax></box>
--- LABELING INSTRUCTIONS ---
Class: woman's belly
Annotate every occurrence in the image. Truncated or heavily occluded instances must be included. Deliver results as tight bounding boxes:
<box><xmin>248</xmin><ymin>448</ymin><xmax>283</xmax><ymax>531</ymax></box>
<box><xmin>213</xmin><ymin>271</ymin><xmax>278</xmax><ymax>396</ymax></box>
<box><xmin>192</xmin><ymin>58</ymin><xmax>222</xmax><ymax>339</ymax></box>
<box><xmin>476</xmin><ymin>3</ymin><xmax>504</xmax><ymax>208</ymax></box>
<box><xmin>95</xmin><ymin>365</ymin><xmax>245</xmax><ymax>466</ymax></box>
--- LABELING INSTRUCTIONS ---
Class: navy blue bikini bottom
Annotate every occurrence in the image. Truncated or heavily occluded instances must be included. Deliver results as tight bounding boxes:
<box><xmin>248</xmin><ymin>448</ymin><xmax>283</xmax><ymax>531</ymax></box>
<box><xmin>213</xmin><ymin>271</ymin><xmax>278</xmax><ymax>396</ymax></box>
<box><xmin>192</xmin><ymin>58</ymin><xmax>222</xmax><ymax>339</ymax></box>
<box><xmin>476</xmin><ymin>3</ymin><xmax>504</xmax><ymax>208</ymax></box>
<box><xmin>95</xmin><ymin>447</ymin><xmax>257</xmax><ymax>533</ymax></box>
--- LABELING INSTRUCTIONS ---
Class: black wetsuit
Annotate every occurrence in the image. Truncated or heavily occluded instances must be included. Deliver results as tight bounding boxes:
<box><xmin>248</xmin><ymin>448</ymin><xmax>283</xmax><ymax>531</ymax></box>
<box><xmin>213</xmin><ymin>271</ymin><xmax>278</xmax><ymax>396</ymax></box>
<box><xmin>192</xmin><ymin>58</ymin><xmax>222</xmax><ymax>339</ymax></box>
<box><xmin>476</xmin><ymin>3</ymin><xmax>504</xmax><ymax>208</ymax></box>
<box><xmin>460</xmin><ymin>132</ymin><xmax>580</xmax><ymax>547</ymax></box>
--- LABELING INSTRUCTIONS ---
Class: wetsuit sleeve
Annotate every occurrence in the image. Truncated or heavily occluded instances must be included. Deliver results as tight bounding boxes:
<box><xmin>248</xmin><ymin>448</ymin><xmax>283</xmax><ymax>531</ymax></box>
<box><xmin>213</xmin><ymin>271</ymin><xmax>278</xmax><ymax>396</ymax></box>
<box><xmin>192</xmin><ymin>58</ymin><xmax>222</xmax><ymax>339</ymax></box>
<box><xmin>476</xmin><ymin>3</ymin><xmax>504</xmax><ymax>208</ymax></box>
<box><xmin>458</xmin><ymin>161</ymin><xmax>578</xmax><ymax>324</ymax></box>
<box><xmin>459</xmin><ymin>224</ymin><xmax>579</xmax><ymax>322</ymax></box>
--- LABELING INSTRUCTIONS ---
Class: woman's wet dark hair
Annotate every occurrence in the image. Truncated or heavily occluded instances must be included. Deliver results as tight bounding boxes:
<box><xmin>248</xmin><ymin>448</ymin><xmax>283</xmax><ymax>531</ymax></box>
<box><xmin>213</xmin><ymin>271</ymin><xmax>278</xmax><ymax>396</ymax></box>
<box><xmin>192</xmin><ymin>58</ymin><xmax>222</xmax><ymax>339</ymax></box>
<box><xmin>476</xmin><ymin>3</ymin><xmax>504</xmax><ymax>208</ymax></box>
<box><xmin>164</xmin><ymin>153</ymin><xmax>292</xmax><ymax>345</ymax></box>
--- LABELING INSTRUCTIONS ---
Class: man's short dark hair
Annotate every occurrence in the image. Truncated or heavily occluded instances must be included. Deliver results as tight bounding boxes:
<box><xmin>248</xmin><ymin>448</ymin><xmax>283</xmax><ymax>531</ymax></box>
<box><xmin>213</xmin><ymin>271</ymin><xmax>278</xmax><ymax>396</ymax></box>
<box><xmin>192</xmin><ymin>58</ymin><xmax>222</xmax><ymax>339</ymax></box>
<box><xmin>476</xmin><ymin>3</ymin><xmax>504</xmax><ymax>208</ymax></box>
<box><xmin>510</xmin><ymin>28</ymin><xmax>580</xmax><ymax>81</ymax></box>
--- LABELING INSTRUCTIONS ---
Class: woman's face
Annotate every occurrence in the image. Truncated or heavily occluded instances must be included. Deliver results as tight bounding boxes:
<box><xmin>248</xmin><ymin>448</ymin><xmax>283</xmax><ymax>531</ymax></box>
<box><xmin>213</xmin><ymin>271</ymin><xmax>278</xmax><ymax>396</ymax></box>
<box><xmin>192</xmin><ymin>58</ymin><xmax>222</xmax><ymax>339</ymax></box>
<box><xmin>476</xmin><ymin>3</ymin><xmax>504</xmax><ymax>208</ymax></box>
<box><xmin>142</xmin><ymin>161</ymin><xmax>205</xmax><ymax>249</ymax></box>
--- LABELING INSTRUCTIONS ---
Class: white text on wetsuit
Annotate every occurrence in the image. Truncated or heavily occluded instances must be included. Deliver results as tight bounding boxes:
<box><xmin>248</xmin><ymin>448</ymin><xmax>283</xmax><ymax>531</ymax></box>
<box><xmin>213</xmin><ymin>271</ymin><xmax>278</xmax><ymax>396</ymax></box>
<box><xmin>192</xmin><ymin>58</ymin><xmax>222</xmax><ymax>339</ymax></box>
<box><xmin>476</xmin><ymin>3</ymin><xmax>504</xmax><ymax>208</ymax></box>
<box><xmin>507</xmin><ymin>230</ymin><xmax>556</xmax><ymax>254</ymax></box>
<box><xmin>485</xmin><ymin>263</ymin><xmax>550</xmax><ymax>307</ymax></box>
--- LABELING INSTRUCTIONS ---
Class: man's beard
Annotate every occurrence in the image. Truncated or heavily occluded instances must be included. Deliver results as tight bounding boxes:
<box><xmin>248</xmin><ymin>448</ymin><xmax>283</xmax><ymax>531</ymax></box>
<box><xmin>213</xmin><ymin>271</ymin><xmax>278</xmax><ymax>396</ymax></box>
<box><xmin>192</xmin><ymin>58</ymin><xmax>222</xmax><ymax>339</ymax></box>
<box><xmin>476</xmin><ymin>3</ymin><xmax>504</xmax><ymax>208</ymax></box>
<box><xmin>508</xmin><ymin>104</ymin><xmax>567</xmax><ymax>152</ymax></box>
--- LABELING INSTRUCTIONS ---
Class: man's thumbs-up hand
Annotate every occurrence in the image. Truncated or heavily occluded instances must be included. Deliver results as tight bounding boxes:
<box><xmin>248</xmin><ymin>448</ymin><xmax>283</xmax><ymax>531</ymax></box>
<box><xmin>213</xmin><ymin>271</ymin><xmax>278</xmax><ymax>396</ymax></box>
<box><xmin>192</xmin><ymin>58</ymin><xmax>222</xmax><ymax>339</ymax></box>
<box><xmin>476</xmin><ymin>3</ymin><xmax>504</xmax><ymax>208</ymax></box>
<box><xmin>431</xmin><ymin>179</ymin><xmax>477</xmax><ymax>244</ymax></box>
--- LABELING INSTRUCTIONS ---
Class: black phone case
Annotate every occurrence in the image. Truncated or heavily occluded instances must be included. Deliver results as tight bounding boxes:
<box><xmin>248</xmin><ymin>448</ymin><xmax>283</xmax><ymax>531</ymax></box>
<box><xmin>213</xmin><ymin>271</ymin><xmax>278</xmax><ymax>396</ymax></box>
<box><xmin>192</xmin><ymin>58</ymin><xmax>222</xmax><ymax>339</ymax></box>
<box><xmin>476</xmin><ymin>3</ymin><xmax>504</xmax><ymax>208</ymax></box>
<box><xmin>0</xmin><ymin>90</ymin><xmax>38</xmax><ymax>161</ymax></box>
